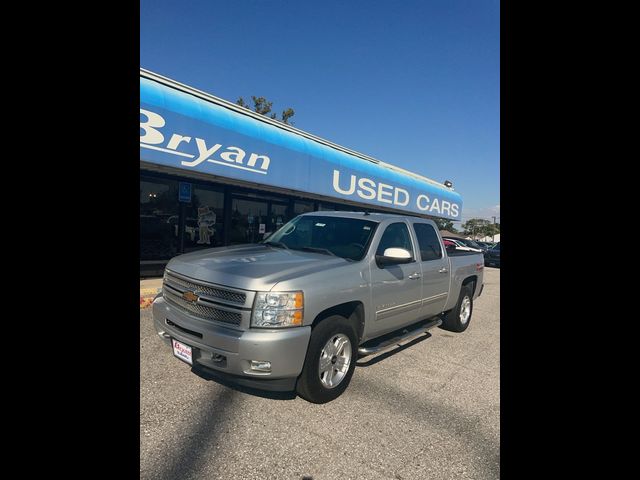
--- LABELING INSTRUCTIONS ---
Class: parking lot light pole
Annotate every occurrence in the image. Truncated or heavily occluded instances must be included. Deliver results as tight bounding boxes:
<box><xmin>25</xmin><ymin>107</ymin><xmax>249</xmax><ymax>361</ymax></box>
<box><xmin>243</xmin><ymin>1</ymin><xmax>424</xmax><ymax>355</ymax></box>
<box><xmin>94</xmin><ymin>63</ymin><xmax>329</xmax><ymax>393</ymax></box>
<box><xmin>491</xmin><ymin>216</ymin><xmax>500</xmax><ymax>242</ymax></box>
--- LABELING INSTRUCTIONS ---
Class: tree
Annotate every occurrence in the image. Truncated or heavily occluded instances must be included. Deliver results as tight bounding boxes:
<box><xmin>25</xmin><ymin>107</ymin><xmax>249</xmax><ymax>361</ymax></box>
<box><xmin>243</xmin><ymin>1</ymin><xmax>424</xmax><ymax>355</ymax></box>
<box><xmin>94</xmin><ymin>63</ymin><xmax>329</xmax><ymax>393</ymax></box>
<box><xmin>251</xmin><ymin>96</ymin><xmax>273</xmax><ymax>115</ymax></box>
<box><xmin>281</xmin><ymin>108</ymin><xmax>295</xmax><ymax>125</ymax></box>
<box><xmin>236</xmin><ymin>96</ymin><xmax>295</xmax><ymax>124</ymax></box>
<box><xmin>462</xmin><ymin>218</ymin><xmax>499</xmax><ymax>239</ymax></box>
<box><xmin>462</xmin><ymin>218</ymin><xmax>486</xmax><ymax>238</ymax></box>
<box><xmin>433</xmin><ymin>218</ymin><xmax>457</xmax><ymax>232</ymax></box>
<box><xmin>485</xmin><ymin>223</ymin><xmax>500</xmax><ymax>237</ymax></box>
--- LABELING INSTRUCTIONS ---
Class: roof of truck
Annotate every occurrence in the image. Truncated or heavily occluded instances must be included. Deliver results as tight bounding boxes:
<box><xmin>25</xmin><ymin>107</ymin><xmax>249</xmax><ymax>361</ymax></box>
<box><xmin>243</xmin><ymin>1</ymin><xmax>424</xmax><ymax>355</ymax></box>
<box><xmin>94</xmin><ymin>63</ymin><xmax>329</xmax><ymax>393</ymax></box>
<box><xmin>299</xmin><ymin>211</ymin><xmax>431</xmax><ymax>222</ymax></box>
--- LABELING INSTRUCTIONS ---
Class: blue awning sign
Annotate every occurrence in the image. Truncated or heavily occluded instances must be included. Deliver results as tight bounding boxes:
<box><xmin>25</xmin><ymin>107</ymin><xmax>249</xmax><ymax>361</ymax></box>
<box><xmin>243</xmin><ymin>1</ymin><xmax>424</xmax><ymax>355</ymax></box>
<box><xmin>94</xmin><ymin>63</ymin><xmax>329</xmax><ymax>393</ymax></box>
<box><xmin>140</xmin><ymin>74</ymin><xmax>462</xmax><ymax>220</ymax></box>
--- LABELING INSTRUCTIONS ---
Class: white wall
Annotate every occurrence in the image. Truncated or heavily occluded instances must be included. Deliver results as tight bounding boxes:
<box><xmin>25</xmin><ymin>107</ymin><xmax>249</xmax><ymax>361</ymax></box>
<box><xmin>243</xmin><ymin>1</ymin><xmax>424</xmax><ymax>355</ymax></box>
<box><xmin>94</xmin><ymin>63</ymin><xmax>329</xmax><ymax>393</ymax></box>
<box><xmin>476</xmin><ymin>234</ymin><xmax>500</xmax><ymax>242</ymax></box>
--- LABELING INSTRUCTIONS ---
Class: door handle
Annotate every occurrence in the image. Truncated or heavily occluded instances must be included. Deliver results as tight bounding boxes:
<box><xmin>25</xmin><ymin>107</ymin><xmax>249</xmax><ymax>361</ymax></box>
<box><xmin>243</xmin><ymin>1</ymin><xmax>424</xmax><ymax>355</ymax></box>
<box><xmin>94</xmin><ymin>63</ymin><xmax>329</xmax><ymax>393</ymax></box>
<box><xmin>408</xmin><ymin>272</ymin><xmax>422</xmax><ymax>280</ymax></box>
<box><xmin>438</xmin><ymin>267</ymin><xmax>448</xmax><ymax>273</ymax></box>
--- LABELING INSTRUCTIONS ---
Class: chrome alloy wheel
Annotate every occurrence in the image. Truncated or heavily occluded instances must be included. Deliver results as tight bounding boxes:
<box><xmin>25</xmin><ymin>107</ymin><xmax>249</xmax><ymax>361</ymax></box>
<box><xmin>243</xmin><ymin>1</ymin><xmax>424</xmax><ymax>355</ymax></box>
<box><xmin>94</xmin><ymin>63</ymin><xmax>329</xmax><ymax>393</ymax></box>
<box><xmin>460</xmin><ymin>295</ymin><xmax>471</xmax><ymax>324</ymax></box>
<box><xmin>318</xmin><ymin>333</ymin><xmax>352</xmax><ymax>389</ymax></box>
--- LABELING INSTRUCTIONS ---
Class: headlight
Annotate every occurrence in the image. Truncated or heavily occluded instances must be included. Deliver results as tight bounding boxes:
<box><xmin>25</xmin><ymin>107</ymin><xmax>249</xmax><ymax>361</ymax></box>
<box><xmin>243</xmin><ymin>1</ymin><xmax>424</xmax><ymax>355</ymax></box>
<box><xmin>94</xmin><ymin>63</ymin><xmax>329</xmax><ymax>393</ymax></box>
<box><xmin>251</xmin><ymin>291</ymin><xmax>304</xmax><ymax>328</ymax></box>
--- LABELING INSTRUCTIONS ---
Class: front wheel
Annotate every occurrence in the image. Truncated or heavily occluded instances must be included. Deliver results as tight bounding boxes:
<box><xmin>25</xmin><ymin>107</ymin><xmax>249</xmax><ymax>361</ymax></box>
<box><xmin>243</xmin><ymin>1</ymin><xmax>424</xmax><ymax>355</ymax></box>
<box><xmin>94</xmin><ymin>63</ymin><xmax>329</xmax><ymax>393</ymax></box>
<box><xmin>440</xmin><ymin>284</ymin><xmax>474</xmax><ymax>332</ymax></box>
<box><xmin>296</xmin><ymin>315</ymin><xmax>358</xmax><ymax>404</ymax></box>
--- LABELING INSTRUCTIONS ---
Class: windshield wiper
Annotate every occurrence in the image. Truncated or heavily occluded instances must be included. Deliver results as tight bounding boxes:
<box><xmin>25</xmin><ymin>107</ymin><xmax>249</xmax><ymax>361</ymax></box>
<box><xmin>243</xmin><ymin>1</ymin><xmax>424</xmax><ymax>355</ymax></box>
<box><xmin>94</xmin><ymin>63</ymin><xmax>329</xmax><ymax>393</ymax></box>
<box><xmin>299</xmin><ymin>246</ymin><xmax>337</xmax><ymax>257</ymax></box>
<box><xmin>262</xmin><ymin>240</ymin><xmax>289</xmax><ymax>250</ymax></box>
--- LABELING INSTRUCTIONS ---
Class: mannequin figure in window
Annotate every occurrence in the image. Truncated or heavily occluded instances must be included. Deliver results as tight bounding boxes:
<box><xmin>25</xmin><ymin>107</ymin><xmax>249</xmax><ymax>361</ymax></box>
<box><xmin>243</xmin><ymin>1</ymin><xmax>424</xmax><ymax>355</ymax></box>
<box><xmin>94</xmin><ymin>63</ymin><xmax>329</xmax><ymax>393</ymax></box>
<box><xmin>197</xmin><ymin>206</ymin><xmax>216</xmax><ymax>244</ymax></box>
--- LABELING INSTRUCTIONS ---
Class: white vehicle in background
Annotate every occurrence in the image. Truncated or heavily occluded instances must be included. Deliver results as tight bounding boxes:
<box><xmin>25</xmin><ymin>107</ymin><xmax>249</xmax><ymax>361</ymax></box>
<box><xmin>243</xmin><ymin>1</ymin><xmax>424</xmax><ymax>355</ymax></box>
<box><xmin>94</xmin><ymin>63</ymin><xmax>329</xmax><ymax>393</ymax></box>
<box><xmin>458</xmin><ymin>238</ymin><xmax>487</xmax><ymax>253</ymax></box>
<box><xmin>442</xmin><ymin>237</ymin><xmax>483</xmax><ymax>253</ymax></box>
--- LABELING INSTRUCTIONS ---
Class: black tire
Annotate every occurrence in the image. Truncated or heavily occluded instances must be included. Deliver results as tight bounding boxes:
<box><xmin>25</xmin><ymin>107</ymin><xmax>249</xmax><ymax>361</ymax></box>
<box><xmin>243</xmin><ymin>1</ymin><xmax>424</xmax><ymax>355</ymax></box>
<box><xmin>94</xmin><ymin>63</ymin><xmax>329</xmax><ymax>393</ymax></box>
<box><xmin>296</xmin><ymin>315</ymin><xmax>358</xmax><ymax>404</ymax></box>
<box><xmin>440</xmin><ymin>284</ymin><xmax>474</xmax><ymax>333</ymax></box>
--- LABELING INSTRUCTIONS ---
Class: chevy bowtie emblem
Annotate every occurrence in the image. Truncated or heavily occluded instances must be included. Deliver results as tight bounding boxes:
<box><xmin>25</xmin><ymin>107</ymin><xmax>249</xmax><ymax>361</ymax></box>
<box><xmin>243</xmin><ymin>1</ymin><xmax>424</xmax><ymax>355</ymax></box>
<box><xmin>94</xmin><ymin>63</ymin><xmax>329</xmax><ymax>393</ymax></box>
<box><xmin>182</xmin><ymin>291</ymin><xmax>199</xmax><ymax>303</ymax></box>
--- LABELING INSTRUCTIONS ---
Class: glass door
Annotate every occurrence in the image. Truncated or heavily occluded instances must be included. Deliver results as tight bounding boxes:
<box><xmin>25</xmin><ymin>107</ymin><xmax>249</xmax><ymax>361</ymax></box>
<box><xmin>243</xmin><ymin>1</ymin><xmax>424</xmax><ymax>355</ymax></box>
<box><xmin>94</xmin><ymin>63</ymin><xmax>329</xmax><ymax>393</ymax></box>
<box><xmin>229</xmin><ymin>194</ymin><xmax>293</xmax><ymax>244</ymax></box>
<box><xmin>140</xmin><ymin>176</ymin><xmax>179</xmax><ymax>261</ymax></box>
<box><xmin>268</xmin><ymin>202</ymin><xmax>290</xmax><ymax>237</ymax></box>
<box><xmin>229</xmin><ymin>197</ymin><xmax>269</xmax><ymax>244</ymax></box>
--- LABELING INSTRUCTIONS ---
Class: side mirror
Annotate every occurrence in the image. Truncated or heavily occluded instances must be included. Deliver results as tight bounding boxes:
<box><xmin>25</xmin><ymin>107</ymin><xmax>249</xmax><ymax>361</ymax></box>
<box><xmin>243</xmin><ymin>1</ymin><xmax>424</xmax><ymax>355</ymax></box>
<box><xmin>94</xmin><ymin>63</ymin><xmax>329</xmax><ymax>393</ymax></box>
<box><xmin>376</xmin><ymin>248</ymin><xmax>412</xmax><ymax>267</ymax></box>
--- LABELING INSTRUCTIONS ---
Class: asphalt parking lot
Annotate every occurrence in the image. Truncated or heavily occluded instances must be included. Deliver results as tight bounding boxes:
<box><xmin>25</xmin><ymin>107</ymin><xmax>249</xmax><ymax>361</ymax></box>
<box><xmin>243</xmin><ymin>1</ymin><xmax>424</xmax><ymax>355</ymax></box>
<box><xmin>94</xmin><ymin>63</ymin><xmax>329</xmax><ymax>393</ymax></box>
<box><xmin>140</xmin><ymin>267</ymin><xmax>500</xmax><ymax>479</ymax></box>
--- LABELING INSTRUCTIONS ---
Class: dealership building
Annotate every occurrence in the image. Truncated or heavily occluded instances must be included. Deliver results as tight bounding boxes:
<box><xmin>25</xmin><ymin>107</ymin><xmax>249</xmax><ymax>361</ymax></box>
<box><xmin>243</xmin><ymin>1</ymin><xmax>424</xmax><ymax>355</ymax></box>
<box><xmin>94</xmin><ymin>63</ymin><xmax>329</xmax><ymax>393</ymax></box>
<box><xmin>140</xmin><ymin>68</ymin><xmax>463</xmax><ymax>276</ymax></box>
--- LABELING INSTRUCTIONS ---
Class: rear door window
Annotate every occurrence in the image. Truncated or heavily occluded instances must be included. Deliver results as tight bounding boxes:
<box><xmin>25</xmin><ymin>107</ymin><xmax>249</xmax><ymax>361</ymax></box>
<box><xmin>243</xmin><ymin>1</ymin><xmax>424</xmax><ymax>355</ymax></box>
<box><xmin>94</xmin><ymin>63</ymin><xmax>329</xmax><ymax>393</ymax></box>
<box><xmin>412</xmin><ymin>223</ymin><xmax>443</xmax><ymax>261</ymax></box>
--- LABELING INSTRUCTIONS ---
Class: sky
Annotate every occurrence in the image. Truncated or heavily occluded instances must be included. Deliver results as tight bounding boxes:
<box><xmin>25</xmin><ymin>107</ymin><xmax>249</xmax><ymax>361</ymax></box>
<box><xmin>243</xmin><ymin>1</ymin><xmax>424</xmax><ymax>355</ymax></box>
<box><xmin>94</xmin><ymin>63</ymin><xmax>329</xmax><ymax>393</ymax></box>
<box><xmin>140</xmin><ymin>0</ymin><xmax>500</xmax><ymax>229</ymax></box>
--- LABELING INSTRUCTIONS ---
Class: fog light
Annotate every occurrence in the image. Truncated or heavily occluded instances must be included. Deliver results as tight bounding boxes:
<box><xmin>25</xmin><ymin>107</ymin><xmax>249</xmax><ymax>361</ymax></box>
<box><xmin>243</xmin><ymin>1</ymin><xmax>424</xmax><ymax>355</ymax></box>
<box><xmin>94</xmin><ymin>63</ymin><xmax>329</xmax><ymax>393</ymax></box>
<box><xmin>250</xmin><ymin>360</ymin><xmax>272</xmax><ymax>372</ymax></box>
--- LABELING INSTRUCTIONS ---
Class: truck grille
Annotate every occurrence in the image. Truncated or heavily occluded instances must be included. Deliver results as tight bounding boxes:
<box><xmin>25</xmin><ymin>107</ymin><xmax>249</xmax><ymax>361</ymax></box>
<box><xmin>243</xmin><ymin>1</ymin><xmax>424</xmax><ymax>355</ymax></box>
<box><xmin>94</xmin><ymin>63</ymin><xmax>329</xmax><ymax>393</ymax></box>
<box><xmin>162</xmin><ymin>270</ymin><xmax>247</xmax><ymax>327</ymax></box>
<box><xmin>164</xmin><ymin>271</ymin><xmax>246</xmax><ymax>305</ymax></box>
<box><xmin>163</xmin><ymin>288</ymin><xmax>242</xmax><ymax>326</ymax></box>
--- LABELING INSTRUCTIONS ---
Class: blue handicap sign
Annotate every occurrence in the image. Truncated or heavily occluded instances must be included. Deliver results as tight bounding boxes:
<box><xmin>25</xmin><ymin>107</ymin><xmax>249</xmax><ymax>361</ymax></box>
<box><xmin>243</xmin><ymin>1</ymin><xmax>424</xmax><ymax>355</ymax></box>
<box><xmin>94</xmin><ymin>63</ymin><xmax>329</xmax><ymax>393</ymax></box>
<box><xmin>179</xmin><ymin>182</ymin><xmax>192</xmax><ymax>203</ymax></box>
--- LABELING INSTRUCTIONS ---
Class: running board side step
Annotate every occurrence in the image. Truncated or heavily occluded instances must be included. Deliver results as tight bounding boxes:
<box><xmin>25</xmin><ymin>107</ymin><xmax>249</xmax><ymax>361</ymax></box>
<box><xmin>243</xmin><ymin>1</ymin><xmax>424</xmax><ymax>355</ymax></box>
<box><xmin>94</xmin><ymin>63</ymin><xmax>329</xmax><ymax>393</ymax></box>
<box><xmin>357</xmin><ymin>318</ymin><xmax>442</xmax><ymax>356</ymax></box>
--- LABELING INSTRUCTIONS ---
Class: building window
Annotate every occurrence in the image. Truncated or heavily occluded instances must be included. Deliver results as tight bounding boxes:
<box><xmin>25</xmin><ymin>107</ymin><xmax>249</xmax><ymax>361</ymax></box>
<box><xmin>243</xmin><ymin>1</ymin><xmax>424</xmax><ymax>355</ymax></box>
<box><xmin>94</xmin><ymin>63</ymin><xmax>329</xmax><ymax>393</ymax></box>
<box><xmin>270</xmin><ymin>203</ymin><xmax>290</xmax><ymax>235</ymax></box>
<box><xmin>229</xmin><ymin>198</ymin><xmax>269</xmax><ymax>244</ymax></box>
<box><xmin>140</xmin><ymin>177</ymin><xmax>179</xmax><ymax>261</ymax></box>
<box><xmin>317</xmin><ymin>202</ymin><xmax>337</xmax><ymax>211</ymax></box>
<box><xmin>183</xmin><ymin>185</ymin><xmax>225</xmax><ymax>252</ymax></box>
<box><xmin>294</xmin><ymin>200</ymin><xmax>314</xmax><ymax>215</ymax></box>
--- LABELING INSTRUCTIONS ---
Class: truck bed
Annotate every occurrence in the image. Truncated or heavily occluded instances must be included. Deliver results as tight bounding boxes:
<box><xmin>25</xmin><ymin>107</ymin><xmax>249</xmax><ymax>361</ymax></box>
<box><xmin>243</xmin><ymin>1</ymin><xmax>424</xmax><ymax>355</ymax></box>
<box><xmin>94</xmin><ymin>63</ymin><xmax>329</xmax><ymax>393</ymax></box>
<box><xmin>442</xmin><ymin>251</ymin><xmax>484</xmax><ymax>311</ymax></box>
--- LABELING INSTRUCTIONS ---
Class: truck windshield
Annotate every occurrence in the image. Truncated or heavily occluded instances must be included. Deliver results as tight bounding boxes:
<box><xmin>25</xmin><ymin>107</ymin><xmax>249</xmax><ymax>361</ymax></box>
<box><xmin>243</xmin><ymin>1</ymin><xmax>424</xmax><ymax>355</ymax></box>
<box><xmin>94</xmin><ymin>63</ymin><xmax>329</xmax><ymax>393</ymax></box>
<box><xmin>263</xmin><ymin>215</ymin><xmax>378</xmax><ymax>261</ymax></box>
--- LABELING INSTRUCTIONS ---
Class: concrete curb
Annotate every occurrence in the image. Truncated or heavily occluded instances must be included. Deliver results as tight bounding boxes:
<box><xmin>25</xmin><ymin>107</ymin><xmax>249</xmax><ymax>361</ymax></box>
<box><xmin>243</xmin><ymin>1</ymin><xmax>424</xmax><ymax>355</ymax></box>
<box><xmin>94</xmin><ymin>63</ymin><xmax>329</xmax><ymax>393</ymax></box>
<box><xmin>140</xmin><ymin>297</ymin><xmax>154</xmax><ymax>309</ymax></box>
<box><xmin>140</xmin><ymin>287</ymin><xmax>162</xmax><ymax>309</ymax></box>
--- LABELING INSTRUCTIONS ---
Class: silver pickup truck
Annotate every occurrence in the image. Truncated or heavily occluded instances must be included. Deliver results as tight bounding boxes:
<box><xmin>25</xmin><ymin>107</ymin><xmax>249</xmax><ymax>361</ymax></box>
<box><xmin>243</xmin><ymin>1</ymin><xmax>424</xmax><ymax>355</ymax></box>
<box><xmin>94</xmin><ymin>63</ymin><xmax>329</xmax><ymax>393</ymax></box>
<box><xmin>153</xmin><ymin>211</ymin><xmax>484</xmax><ymax>403</ymax></box>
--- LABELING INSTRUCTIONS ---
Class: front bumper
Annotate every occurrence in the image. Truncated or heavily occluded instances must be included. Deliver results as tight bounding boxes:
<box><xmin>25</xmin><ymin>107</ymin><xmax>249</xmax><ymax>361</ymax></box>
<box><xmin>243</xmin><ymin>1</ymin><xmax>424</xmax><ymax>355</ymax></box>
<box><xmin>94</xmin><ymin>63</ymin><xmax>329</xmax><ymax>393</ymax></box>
<box><xmin>152</xmin><ymin>297</ymin><xmax>311</xmax><ymax>390</ymax></box>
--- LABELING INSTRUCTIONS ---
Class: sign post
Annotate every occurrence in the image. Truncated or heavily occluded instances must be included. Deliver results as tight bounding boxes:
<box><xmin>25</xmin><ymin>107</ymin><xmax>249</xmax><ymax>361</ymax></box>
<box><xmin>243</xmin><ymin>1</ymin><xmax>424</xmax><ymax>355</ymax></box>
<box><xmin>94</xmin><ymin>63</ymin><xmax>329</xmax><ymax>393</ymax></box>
<box><xmin>178</xmin><ymin>182</ymin><xmax>192</xmax><ymax>252</ymax></box>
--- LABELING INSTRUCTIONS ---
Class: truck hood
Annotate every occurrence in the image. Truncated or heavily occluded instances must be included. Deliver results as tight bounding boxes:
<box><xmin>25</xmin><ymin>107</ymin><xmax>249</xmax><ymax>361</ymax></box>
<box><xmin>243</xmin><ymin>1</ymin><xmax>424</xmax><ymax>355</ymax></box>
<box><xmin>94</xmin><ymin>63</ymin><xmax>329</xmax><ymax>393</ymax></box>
<box><xmin>165</xmin><ymin>244</ymin><xmax>352</xmax><ymax>291</ymax></box>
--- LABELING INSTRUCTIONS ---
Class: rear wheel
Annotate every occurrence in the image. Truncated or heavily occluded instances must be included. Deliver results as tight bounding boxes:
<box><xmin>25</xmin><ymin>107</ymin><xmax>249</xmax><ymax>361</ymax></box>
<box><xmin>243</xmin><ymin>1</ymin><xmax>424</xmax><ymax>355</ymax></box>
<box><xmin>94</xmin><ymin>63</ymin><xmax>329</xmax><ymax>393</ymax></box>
<box><xmin>296</xmin><ymin>315</ymin><xmax>358</xmax><ymax>404</ymax></box>
<box><xmin>440</xmin><ymin>284</ymin><xmax>474</xmax><ymax>332</ymax></box>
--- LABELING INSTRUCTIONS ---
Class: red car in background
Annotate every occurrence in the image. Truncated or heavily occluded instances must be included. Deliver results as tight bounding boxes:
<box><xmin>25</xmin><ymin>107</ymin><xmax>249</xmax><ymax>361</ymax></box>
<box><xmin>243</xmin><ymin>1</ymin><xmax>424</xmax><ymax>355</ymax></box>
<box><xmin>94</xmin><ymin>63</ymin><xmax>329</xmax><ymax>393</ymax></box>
<box><xmin>443</xmin><ymin>239</ymin><xmax>456</xmax><ymax>248</ymax></box>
